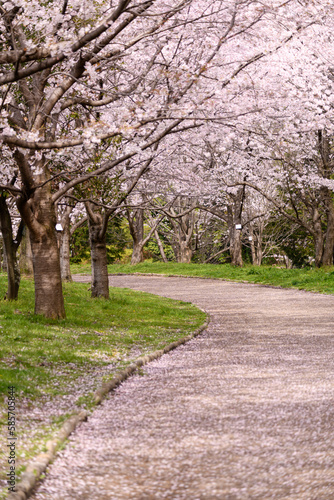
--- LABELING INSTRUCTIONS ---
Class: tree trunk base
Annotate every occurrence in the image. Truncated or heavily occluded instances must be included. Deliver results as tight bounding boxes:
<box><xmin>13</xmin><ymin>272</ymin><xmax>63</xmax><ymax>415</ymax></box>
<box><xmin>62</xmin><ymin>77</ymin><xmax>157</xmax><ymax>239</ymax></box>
<box><xmin>31</xmin><ymin>235</ymin><xmax>66</xmax><ymax>319</ymax></box>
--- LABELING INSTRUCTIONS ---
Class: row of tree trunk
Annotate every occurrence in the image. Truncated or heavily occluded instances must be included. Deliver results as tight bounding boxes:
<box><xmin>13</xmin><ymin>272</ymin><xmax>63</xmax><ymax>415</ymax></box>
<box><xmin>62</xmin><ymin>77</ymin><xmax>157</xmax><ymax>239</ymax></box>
<box><xmin>2</xmin><ymin>184</ymin><xmax>334</xmax><ymax>318</ymax></box>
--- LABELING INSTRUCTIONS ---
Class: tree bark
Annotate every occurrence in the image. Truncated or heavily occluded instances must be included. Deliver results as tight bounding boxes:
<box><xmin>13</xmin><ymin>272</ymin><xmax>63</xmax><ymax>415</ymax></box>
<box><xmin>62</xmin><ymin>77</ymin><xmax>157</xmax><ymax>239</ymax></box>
<box><xmin>131</xmin><ymin>242</ymin><xmax>144</xmax><ymax>265</ymax></box>
<box><xmin>255</xmin><ymin>244</ymin><xmax>263</xmax><ymax>266</ymax></box>
<box><xmin>167</xmin><ymin>198</ymin><xmax>195</xmax><ymax>264</ymax></box>
<box><xmin>30</xmin><ymin>230</ymin><xmax>65</xmax><ymax>317</ymax></box>
<box><xmin>19</xmin><ymin>226</ymin><xmax>34</xmax><ymax>275</ymax></box>
<box><xmin>178</xmin><ymin>240</ymin><xmax>193</xmax><ymax>263</ymax></box>
<box><xmin>322</xmin><ymin>191</ymin><xmax>334</xmax><ymax>266</ymax></box>
<box><xmin>227</xmin><ymin>206</ymin><xmax>243</xmax><ymax>267</ymax></box>
<box><xmin>87</xmin><ymin>206</ymin><xmax>109</xmax><ymax>299</ymax></box>
<box><xmin>318</xmin><ymin>132</ymin><xmax>333</xmax><ymax>266</ymax></box>
<box><xmin>2</xmin><ymin>244</ymin><xmax>7</xmax><ymax>272</ymax></box>
<box><xmin>250</xmin><ymin>237</ymin><xmax>257</xmax><ymax>266</ymax></box>
<box><xmin>0</xmin><ymin>195</ymin><xmax>21</xmax><ymax>300</ymax></box>
<box><xmin>29</xmin><ymin>190</ymin><xmax>64</xmax><ymax>317</ymax></box>
<box><xmin>249</xmin><ymin>223</ymin><xmax>263</xmax><ymax>266</ymax></box>
<box><xmin>154</xmin><ymin>229</ymin><xmax>168</xmax><ymax>263</ymax></box>
<box><xmin>312</xmin><ymin>208</ymin><xmax>324</xmax><ymax>268</ymax></box>
<box><xmin>226</xmin><ymin>186</ymin><xmax>245</xmax><ymax>267</ymax></box>
<box><xmin>128</xmin><ymin>209</ymin><xmax>145</xmax><ymax>265</ymax></box>
<box><xmin>314</xmin><ymin>234</ymin><xmax>324</xmax><ymax>268</ymax></box>
<box><xmin>284</xmin><ymin>255</ymin><xmax>293</xmax><ymax>269</ymax></box>
<box><xmin>13</xmin><ymin>150</ymin><xmax>66</xmax><ymax>318</ymax></box>
<box><xmin>59</xmin><ymin>209</ymin><xmax>72</xmax><ymax>282</ymax></box>
<box><xmin>229</xmin><ymin>225</ymin><xmax>243</xmax><ymax>267</ymax></box>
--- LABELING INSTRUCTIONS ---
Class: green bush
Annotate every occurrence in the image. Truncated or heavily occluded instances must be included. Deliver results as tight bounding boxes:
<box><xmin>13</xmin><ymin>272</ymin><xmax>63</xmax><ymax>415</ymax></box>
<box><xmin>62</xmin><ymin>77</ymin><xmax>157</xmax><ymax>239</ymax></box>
<box><xmin>71</xmin><ymin>217</ymin><xmax>128</xmax><ymax>264</ymax></box>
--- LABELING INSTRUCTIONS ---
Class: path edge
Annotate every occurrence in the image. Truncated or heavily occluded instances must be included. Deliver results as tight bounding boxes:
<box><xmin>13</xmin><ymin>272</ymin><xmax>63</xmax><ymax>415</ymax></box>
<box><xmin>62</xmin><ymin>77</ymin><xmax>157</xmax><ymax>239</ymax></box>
<box><xmin>7</xmin><ymin>312</ymin><xmax>209</xmax><ymax>500</ymax></box>
<box><xmin>107</xmin><ymin>271</ymin><xmax>329</xmax><ymax>295</ymax></box>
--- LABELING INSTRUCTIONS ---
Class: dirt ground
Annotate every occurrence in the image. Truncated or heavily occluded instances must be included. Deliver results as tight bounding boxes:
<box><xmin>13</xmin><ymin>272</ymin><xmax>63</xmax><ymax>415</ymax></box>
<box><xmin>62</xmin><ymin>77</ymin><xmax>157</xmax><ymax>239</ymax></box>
<box><xmin>30</xmin><ymin>275</ymin><xmax>334</xmax><ymax>499</ymax></box>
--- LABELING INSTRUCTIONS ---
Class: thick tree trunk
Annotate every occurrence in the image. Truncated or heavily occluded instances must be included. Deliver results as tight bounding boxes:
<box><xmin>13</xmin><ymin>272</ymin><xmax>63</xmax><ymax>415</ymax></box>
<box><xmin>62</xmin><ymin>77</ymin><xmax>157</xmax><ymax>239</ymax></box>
<box><xmin>171</xmin><ymin>233</ymin><xmax>193</xmax><ymax>263</ymax></box>
<box><xmin>30</xmin><ymin>230</ymin><xmax>65</xmax><ymax>318</ymax></box>
<box><xmin>178</xmin><ymin>240</ymin><xmax>193</xmax><ymax>263</ymax></box>
<box><xmin>88</xmin><ymin>215</ymin><xmax>109</xmax><ymax>299</ymax></box>
<box><xmin>0</xmin><ymin>196</ymin><xmax>20</xmax><ymax>300</ymax></box>
<box><xmin>230</xmin><ymin>226</ymin><xmax>243</xmax><ymax>267</ymax></box>
<box><xmin>14</xmin><ymin>152</ymin><xmax>66</xmax><ymax>319</ymax></box>
<box><xmin>30</xmin><ymin>223</ymin><xmax>65</xmax><ymax>317</ymax></box>
<box><xmin>131</xmin><ymin>243</ymin><xmax>144</xmax><ymax>265</ymax></box>
<box><xmin>2</xmin><ymin>245</ymin><xmax>7</xmax><ymax>272</ymax></box>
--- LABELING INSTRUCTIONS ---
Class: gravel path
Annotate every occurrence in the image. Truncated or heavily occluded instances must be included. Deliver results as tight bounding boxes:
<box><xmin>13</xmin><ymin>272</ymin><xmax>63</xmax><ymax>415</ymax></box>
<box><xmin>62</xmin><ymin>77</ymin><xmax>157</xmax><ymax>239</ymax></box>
<box><xmin>31</xmin><ymin>275</ymin><xmax>334</xmax><ymax>499</ymax></box>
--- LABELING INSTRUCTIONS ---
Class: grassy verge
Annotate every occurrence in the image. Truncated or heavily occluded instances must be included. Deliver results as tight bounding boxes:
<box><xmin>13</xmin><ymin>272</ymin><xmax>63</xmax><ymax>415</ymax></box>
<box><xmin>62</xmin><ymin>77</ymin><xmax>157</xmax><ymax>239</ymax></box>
<box><xmin>0</xmin><ymin>275</ymin><xmax>205</xmax><ymax>497</ymax></box>
<box><xmin>70</xmin><ymin>261</ymin><xmax>334</xmax><ymax>295</ymax></box>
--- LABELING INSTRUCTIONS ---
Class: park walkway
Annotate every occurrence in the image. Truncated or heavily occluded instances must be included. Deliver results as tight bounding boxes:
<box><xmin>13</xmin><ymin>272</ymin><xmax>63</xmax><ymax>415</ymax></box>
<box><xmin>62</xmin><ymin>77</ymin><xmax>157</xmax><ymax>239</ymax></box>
<box><xmin>31</xmin><ymin>275</ymin><xmax>334</xmax><ymax>499</ymax></box>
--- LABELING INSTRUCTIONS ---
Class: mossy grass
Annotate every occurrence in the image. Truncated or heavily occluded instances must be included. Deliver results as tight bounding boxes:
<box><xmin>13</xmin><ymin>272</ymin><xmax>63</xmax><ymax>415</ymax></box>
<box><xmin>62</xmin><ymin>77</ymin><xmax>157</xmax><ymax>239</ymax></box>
<box><xmin>0</xmin><ymin>275</ymin><xmax>205</xmax><ymax>497</ymax></box>
<box><xmin>85</xmin><ymin>261</ymin><xmax>334</xmax><ymax>295</ymax></box>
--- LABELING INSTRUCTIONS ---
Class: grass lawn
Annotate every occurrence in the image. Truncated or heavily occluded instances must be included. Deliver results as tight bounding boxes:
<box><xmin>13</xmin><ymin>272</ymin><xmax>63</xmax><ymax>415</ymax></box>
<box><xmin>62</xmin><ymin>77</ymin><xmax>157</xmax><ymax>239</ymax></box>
<box><xmin>0</xmin><ymin>275</ymin><xmax>205</xmax><ymax>497</ymax></box>
<box><xmin>74</xmin><ymin>261</ymin><xmax>334</xmax><ymax>295</ymax></box>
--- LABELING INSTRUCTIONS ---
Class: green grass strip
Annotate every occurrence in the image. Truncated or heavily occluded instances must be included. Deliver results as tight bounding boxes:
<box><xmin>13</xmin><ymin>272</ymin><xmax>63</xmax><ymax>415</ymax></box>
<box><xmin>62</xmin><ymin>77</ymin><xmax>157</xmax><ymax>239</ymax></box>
<box><xmin>0</xmin><ymin>275</ymin><xmax>205</xmax><ymax>497</ymax></box>
<box><xmin>70</xmin><ymin>261</ymin><xmax>334</xmax><ymax>295</ymax></box>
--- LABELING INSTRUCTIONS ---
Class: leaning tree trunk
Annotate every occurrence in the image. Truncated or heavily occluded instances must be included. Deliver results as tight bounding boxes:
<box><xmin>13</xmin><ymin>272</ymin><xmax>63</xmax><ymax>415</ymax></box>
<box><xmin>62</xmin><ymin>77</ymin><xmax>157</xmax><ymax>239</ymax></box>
<box><xmin>0</xmin><ymin>195</ymin><xmax>21</xmax><ymax>300</ymax></box>
<box><xmin>154</xmin><ymin>229</ymin><xmax>168</xmax><ymax>263</ymax></box>
<box><xmin>87</xmin><ymin>211</ymin><xmax>109</xmax><ymax>299</ymax></box>
<box><xmin>131</xmin><ymin>242</ymin><xmax>144</xmax><ymax>265</ymax></box>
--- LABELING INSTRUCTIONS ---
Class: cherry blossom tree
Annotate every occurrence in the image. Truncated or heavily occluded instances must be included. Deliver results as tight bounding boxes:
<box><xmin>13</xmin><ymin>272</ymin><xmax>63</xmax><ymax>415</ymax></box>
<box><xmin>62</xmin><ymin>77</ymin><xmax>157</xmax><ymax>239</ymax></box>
<box><xmin>0</xmin><ymin>0</ymin><xmax>325</xmax><ymax>316</ymax></box>
<box><xmin>0</xmin><ymin>0</ymin><xmax>228</xmax><ymax>315</ymax></box>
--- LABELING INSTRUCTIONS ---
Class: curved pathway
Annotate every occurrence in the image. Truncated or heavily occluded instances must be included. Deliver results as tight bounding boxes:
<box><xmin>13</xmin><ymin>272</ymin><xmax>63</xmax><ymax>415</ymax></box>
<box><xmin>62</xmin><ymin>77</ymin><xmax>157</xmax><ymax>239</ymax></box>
<box><xmin>31</xmin><ymin>275</ymin><xmax>334</xmax><ymax>499</ymax></box>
